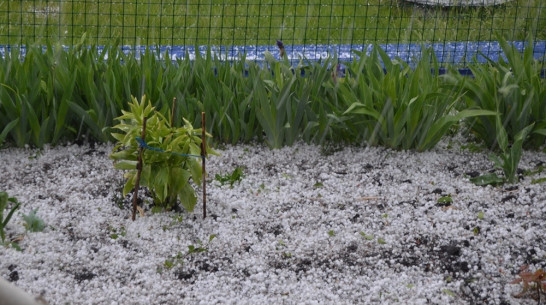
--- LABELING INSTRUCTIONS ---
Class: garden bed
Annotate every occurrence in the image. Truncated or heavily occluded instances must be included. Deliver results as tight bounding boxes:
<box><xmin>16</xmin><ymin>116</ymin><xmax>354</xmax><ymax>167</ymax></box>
<box><xmin>0</xmin><ymin>138</ymin><xmax>545</xmax><ymax>304</ymax></box>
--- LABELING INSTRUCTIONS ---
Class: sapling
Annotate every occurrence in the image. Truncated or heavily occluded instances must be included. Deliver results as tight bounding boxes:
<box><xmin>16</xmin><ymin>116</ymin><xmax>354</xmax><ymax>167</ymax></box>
<box><xmin>110</xmin><ymin>95</ymin><xmax>216</xmax><ymax>212</ymax></box>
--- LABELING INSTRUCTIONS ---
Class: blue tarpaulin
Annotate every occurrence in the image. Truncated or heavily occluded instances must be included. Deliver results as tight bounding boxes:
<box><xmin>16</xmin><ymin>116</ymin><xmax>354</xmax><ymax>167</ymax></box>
<box><xmin>1</xmin><ymin>41</ymin><xmax>544</xmax><ymax>76</ymax></box>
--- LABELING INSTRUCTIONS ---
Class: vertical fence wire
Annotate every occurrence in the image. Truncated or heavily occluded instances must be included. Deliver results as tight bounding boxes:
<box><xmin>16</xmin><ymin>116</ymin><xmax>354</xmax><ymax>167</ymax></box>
<box><xmin>0</xmin><ymin>0</ymin><xmax>544</xmax><ymax>66</ymax></box>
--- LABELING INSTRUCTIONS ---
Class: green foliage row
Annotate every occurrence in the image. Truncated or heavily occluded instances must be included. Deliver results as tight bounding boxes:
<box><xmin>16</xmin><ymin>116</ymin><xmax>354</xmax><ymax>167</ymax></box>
<box><xmin>0</xmin><ymin>36</ymin><xmax>544</xmax><ymax>153</ymax></box>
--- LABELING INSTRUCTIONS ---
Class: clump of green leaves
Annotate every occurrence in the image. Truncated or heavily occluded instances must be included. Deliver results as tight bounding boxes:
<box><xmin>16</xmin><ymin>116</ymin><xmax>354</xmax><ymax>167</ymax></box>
<box><xmin>470</xmin><ymin>119</ymin><xmax>534</xmax><ymax>186</ymax></box>
<box><xmin>110</xmin><ymin>95</ymin><xmax>216</xmax><ymax>211</ymax></box>
<box><xmin>0</xmin><ymin>191</ymin><xmax>20</xmax><ymax>244</ymax></box>
<box><xmin>215</xmin><ymin>167</ymin><xmax>244</xmax><ymax>188</ymax></box>
<box><xmin>510</xmin><ymin>265</ymin><xmax>546</xmax><ymax>302</ymax></box>
<box><xmin>490</xmin><ymin>121</ymin><xmax>534</xmax><ymax>184</ymax></box>
<box><xmin>454</xmin><ymin>35</ymin><xmax>546</xmax><ymax>150</ymax></box>
<box><xmin>22</xmin><ymin>209</ymin><xmax>46</xmax><ymax>233</ymax></box>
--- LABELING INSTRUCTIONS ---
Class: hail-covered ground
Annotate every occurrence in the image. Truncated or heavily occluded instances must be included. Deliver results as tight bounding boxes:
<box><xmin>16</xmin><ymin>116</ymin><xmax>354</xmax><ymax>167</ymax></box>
<box><xmin>0</xmin><ymin>137</ymin><xmax>545</xmax><ymax>305</ymax></box>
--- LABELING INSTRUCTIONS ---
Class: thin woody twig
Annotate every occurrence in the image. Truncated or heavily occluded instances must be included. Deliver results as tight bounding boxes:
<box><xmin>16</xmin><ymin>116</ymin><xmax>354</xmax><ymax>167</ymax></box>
<box><xmin>132</xmin><ymin>117</ymin><xmax>147</xmax><ymax>221</ymax></box>
<box><xmin>201</xmin><ymin>112</ymin><xmax>207</xmax><ymax>219</ymax></box>
<box><xmin>358</xmin><ymin>196</ymin><xmax>383</xmax><ymax>201</ymax></box>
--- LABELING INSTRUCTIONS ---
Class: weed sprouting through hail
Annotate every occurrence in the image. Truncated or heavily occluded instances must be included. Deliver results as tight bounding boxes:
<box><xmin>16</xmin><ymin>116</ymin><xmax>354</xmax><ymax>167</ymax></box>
<box><xmin>22</xmin><ymin>209</ymin><xmax>46</xmax><ymax>233</ymax></box>
<box><xmin>160</xmin><ymin>234</ymin><xmax>217</xmax><ymax>272</ymax></box>
<box><xmin>470</xmin><ymin>118</ymin><xmax>534</xmax><ymax>186</ymax></box>
<box><xmin>215</xmin><ymin>167</ymin><xmax>244</xmax><ymax>188</ymax></box>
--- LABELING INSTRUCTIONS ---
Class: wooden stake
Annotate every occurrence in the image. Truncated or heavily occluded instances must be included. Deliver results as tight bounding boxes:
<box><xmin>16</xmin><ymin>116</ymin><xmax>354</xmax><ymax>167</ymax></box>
<box><xmin>132</xmin><ymin>117</ymin><xmax>147</xmax><ymax>221</ymax></box>
<box><xmin>201</xmin><ymin>112</ymin><xmax>207</xmax><ymax>219</ymax></box>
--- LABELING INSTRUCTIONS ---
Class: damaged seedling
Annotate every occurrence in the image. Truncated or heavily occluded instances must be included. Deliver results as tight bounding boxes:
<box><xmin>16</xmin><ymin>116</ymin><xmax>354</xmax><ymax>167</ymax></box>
<box><xmin>22</xmin><ymin>209</ymin><xmax>46</xmax><ymax>233</ymax></box>
<box><xmin>437</xmin><ymin>195</ymin><xmax>453</xmax><ymax>205</ymax></box>
<box><xmin>109</xmin><ymin>225</ymin><xmax>127</xmax><ymax>240</ymax></box>
<box><xmin>510</xmin><ymin>265</ymin><xmax>546</xmax><ymax>302</ymax></box>
<box><xmin>360</xmin><ymin>231</ymin><xmax>386</xmax><ymax>244</ymax></box>
<box><xmin>215</xmin><ymin>167</ymin><xmax>244</xmax><ymax>188</ymax></box>
<box><xmin>160</xmin><ymin>234</ymin><xmax>217</xmax><ymax>272</ymax></box>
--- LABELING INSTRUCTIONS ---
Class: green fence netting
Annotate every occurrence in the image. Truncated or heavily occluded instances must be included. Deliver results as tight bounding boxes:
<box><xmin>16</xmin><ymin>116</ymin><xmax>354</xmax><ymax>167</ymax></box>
<box><xmin>0</xmin><ymin>0</ymin><xmax>544</xmax><ymax>65</ymax></box>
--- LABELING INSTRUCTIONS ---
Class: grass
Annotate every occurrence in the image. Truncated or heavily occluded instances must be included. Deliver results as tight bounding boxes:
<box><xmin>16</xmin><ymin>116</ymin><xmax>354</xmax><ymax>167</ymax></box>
<box><xmin>0</xmin><ymin>0</ymin><xmax>544</xmax><ymax>46</ymax></box>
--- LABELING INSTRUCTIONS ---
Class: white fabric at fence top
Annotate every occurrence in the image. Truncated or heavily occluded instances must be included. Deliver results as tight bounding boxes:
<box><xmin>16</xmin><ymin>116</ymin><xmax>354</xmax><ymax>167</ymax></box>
<box><xmin>404</xmin><ymin>0</ymin><xmax>512</xmax><ymax>6</ymax></box>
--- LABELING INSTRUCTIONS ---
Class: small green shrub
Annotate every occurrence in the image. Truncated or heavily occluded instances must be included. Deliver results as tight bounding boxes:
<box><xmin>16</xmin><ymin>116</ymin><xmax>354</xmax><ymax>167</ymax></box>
<box><xmin>110</xmin><ymin>95</ymin><xmax>216</xmax><ymax>211</ymax></box>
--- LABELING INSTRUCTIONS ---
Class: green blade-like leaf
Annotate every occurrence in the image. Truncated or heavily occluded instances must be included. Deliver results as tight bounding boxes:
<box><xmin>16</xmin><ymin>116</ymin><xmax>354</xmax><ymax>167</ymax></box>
<box><xmin>470</xmin><ymin>173</ymin><xmax>505</xmax><ymax>186</ymax></box>
<box><xmin>495</xmin><ymin>115</ymin><xmax>509</xmax><ymax>152</ymax></box>
<box><xmin>422</xmin><ymin>109</ymin><xmax>498</xmax><ymax>151</ymax></box>
<box><xmin>178</xmin><ymin>183</ymin><xmax>197</xmax><ymax>212</ymax></box>
<box><xmin>1</xmin><ymin>202</ymin><xmax>20</xmax><ymax>229</ymax></box>
<box><xmin>0</xmin><ymin>118</ymin><xmax>19</xmax><ymax>146</ymax></box>
<box><xmin>114</xmin><ymin>160</ymin><xmax>138</xmax><ymax>170</ymax></box>
<box><xmin>533</xmin><ymin>129</ymin><xmax>546</xmax><ymax>136</ymax></box>
<box><xmin>110</xmin><ymin>150</ymin><xmax>137</xmax><ymax>161</ymax></box>
<box><xmin>122</xmin><ymin>173</ymin><xmax>136</xmax><ymax>197</ymax></box>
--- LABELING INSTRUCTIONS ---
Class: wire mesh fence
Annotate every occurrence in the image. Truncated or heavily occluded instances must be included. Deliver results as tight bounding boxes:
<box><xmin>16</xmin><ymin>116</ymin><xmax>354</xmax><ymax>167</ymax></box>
<box><xmin>0</xmin><ymin>0</ymin><xmax>544</xmax><ymax>65</ymax></box>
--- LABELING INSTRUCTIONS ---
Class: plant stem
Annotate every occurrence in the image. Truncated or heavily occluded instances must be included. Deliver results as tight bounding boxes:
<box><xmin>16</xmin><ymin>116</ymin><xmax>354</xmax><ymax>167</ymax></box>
<box><xmin>201</xmin><ymin>112</ymin><xmax>207</xmax><ymax>219</ymax></box>
<box><xmin>170</xmin><ymin>97</ymin><xmax>176</xmax><ymax>128</ymax></box>
<box><xmin>132</xmin><ymin>117</ymin><xmax>147</xmax><ymax>221</ymax></box>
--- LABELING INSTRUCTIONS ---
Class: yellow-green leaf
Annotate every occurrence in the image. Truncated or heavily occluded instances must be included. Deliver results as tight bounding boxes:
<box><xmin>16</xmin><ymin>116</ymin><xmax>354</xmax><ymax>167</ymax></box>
<box><xmin>114</xmin><ymin>160</ymin><xmax>138</xmax><ymax>170</ymax></box>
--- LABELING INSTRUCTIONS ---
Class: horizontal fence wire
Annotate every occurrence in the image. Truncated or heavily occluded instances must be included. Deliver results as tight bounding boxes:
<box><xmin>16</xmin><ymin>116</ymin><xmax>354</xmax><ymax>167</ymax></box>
<box><xmin>0</xmin><ymin>0</ymin><xmax>544</xmax><ymax>66</ymax></box>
